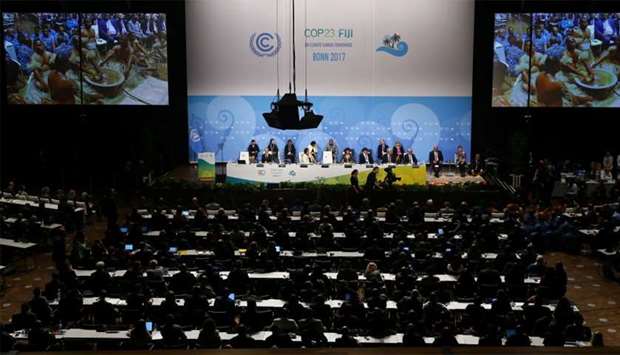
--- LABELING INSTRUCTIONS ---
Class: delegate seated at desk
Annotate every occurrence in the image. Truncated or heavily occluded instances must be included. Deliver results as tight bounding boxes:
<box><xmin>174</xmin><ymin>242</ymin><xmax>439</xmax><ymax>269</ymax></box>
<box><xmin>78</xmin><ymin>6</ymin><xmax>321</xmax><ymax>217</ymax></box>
<box><xmin>359</xmin><ymin>148</ymin><xmax>373</xmax><ymax>164</ymax></box>
<box><xmin>403</xmin><ymin>149</ymin><xmax>418</xmax><ymax>165</ymax></box>
<box><xmin>428</xmin><ymin>145</ymin><xmax>444</xmax><ymax>177</ymax></box>
<box><xmin>247</xmin><ymin>140</ymin><xmax>260</xmax><ymax>163</ymax></box>
<box><xmin>284</xmin><ymin>139</ymin><xmax>296</xmax><ymax>164</ymax></box>
<box><xmin>262</xmin><ymin>139</ymin><xmax>279</xmax><ymax>163</ymax></box>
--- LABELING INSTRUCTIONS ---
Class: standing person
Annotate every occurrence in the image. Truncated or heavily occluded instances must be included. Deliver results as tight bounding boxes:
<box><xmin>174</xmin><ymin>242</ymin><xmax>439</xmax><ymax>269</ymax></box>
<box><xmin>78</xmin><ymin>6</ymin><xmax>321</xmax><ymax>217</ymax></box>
<box><xmin>324</xmin><ymin>138</ymin><xmax>339</xmax><ymax>163</ymax></box>
<box><xmin>470</xmin><ymin>153</ymin><xmax>485</xmax><ymax>175</ymax></box>
<box><xmin>428</xmin><ymin>145</ymin><xmax>444</xmax><ymax>178</ymax></box>
<box><xmin>455</xmin><ymin>145</ymin><xmax>467</xmax><ymax>177</ymax></box>
<box><xmin>350</xmin><ymin>170</ymin><xmax>361</xmax><ymax>194</ymax></box>
<box><xmin>365</xmin><ymin>167</ymin><xmax>381</xmax><ymax>194</ymax></box>
<box><xmin>349</xmin><ymin>170</ymin><xmax>361</xmax><ymax>207</ymax></box>
<box><xmin>284</xmin><ymin>139</ymin><xmax>296</xmax><ymax>164</ymax></box>
<box><xmin>377</xmin><ymin>139</ymin><xmax>390</xmax><ymax>164</ymax></box>
<box><xmin>247</xmin><ymin>139</ymin><xmax>259</xmax><ymax>163</ymax></box>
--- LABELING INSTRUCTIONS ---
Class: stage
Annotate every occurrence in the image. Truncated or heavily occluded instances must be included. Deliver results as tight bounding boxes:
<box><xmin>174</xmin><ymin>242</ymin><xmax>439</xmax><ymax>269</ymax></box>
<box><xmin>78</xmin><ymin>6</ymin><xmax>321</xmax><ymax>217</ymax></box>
<box><xmin>169</xmin><ymin>163</ymin><xmax>487</xmax><ymax>187</ymax></box>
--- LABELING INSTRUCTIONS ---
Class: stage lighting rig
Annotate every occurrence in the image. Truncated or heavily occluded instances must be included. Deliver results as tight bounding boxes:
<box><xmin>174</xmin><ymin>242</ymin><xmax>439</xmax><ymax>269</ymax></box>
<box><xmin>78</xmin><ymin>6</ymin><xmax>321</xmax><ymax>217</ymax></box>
<box><xmin>263</xmin><ymin>0</ymin><xmax>322</xmax><ymax>130</ymax></box>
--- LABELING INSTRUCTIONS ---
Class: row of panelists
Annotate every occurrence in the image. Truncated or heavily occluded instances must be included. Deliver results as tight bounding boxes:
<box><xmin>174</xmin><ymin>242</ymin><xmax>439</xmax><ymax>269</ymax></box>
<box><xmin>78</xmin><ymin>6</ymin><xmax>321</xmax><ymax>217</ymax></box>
<box><xmin>237</xmin><ymin>139</ymin><xmax>484</xmax><ymax>176</ymax></box>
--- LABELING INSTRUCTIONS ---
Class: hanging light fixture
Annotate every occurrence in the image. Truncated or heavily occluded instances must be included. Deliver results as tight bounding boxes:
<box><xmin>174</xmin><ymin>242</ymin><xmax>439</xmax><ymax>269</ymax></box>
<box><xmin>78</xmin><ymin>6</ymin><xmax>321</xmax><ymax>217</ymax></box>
<box><xmin>263</xmin><ymin>0</ymin><xmax>323</xmax><ymax>130</ymax></box>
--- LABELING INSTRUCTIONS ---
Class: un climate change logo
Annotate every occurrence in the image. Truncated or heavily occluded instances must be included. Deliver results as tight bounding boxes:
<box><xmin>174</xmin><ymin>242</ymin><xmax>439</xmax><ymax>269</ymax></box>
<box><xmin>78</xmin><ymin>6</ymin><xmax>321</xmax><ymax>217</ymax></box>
<box><xmin>250</xmin><ymin>32</ymin><xmax>282</xmax><ymax>57</ymax></box>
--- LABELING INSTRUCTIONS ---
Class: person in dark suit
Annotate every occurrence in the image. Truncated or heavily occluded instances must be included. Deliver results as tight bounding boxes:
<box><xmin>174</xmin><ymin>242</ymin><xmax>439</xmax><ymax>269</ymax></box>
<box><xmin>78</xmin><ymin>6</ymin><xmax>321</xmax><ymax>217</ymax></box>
<box><xmin>263</xmin><ymin>138</ymin><xmax>279</xmax><ymax>163</ymax></box>
<box><xmin>455</xmin><ymin>145</ymin><xmax>467</xmax><ymax>177</ymax></box>
<box><xmin>247</xmin><ymin>140</ymin><xmax>260</xmax><ymax>163</ymax></box>
<box><xmin>470</xmin><ymin>153</ymin><xmax>485</xmax><ymax>175</ymax></box>
<box><xmin>403</xmin><ymin>149</ymin><xmax>418</xmax><ymax>165</ymax></box>
<box><xmin>365</xmin><ymin>167</ymin><xmax>381</xmax><ymax>193</ymax></box>
<box><xmin>284</xmin><ymin>139</ymin><xmax>296</xmax><ymax>164</ymax></box>
<box><xmin>359</xmin><ymin>148</ymin><xmax>374</xmax><ymax>165</ymax></box>
<box><xmin>350</xmin><ymin>170</ymin><xmax>361</xmax><ymax>194</ymax></box>
<box><xmin>428</xmin><ymin>145</ymin><xmax>444</xmax><ymax>178</ymax></box>
<box><xmin>377</xmin><ymin>139</ymin><xmax>390</xmax><ymax>164</ymax></box>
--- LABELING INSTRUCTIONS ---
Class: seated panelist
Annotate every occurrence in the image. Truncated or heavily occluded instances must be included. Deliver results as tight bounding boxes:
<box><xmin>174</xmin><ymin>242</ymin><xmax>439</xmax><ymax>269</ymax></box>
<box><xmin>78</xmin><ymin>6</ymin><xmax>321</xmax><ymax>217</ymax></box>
<box><xmin>247</xmin><ymin>139</ymin><xmax>260</xmax><ymax>164</ymax></box>
<box><xmin>428</xmin><ymin>145</ymin><xmax>444</xmax><ymax>178</ymax></box>
<box><xmin>284</xmin><ymin>139</ymin><xmax>296</xmax><ymax>164</ymax></box>
<box><xmin>403</xmin><ymin>149</ymin><xmax>418</xmax><ymax>165</ymax></box>
<box><xmin>359</xmin><ymin>148</ymin><xmax>374</xmax><ymax>165</ymax></box>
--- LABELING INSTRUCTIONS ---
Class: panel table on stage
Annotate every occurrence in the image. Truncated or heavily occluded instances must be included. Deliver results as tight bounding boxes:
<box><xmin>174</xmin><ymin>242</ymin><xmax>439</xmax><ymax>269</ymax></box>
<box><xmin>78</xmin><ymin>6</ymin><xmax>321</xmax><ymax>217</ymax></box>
<box><xmin>225</xmin><ymin>163</ymin><xmax>428</xmax><ymax>185</ymax></box>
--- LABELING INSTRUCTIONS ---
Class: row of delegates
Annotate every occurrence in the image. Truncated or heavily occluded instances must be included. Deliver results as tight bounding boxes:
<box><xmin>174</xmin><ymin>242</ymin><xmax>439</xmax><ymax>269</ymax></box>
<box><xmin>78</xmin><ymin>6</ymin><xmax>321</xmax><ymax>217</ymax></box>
<box><xmin>376</xmin><ymin>139</ymin><xmax>415</xmax><ymax>164</ymax></box>
<box><xmin>428</xmin><ymin>145</ymin><xmax>476</xmax><ymax>178</ymax></box>
<box><xmin>246</xmin><ymin>139</ymin><xmax>331</xmax><ymax>164</ymax></box>
<box><xmin>246</xmin><ymin>138</ymin><xmax>420</xmax><ymax>165</ymax></box>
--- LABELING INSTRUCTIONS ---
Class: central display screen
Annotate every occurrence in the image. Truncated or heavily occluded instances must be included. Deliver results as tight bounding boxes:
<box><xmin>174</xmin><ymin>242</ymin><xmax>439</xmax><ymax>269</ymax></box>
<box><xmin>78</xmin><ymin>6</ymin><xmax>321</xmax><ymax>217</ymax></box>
<box><xmin>3</xmin><ymin>12</ymin><xmax>169</xmax><ymax>105</ymax></box>
<box><xmin>492</xmin><ymin>12</ymin><xmax>620</xmax><ymax>108</ymax></box>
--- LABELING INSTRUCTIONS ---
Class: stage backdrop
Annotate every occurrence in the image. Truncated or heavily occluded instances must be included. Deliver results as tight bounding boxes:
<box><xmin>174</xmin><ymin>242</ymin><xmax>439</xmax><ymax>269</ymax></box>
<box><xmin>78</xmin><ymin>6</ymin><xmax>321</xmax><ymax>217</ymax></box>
<box><xmin>186</xmin><ymin>0</ymin><xmax>474</xmax><ymax>163</ymax></box>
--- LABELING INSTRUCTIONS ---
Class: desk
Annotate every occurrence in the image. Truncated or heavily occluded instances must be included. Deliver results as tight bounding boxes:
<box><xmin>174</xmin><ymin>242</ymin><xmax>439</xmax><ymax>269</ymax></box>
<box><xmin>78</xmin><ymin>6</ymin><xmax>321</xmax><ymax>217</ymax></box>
<box><xmin>226</xmin><ymin>163</ymin><xmax>427</xmax><ymax>185</ymax></box>
<box><xmin>73</xmin><ymin>269</ymin><xmax>539</xmax><ymax>285</ymax></box>
<box><xmin>0</xmin><ymin>238</ymin><xmax>36</xmax><ymax>249</ymax></box>
<box><xmin>10</xmin><ymin>329</ymin><xmax>589</xmax><ymax>347</ymax></box>
<box><xmin>0</xmin><ymin>238</ymin><xmax>37</xmax><ymax>271</ymax></box>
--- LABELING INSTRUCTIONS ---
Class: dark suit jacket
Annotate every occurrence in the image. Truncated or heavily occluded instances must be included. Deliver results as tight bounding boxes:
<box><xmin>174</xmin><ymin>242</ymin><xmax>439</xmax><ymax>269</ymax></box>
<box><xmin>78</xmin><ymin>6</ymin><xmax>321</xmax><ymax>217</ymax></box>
<box><xmin>248</xmin><ymin>144</ymin><xmax>260</xmax><ymax>158</ymax></box>
<box><xmin>403</xmin><ymin>153</ymin><xmax>418</xmax><ymax>165</ymax></box>
<box><xmin>359</xmin><ymin>152</ymin><xmax>374</xmax><ymax>164</ymax></box>
<box><xmin>365</xmin><ymin>172</ymin><xmax>378</xmax><ymax>191</ymax></box>
<box><xmin>377</xmin><ymin>144</ymin><xmax>389</xmax><ymax>162</ymax></box>
<box><xmin>428</xmin><ymin>150</ymin><xmax>443</xmax><ymax>164</ymax></box>
<box><xmin>284</xmin><ymin>144</ymin><xmax>296</xmax><ymax>163</ymax></box>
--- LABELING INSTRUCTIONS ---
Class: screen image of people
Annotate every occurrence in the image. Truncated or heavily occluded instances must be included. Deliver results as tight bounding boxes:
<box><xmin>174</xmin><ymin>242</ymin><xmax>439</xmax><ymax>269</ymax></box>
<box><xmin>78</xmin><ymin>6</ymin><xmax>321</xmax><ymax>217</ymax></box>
<box><xmin>3</xmin><ymin>12</ymin><xmax>168</xmax><ymax>105</ymax></box>
<box><xmin>493</xmin><ymin>12</ymin><xmax>620</xmax><ymax>108</ymax></box>
<box><xmin>492</xmin><ymin>13</ymin><xmax>532</xmax><ymax>107</ymax></box>
<box><xmin>81</xmin><ymin>13</ymin><xmax>168</xmax><ymax>105</ymax></box>
<box><xmin>529</xmin><ymin>13</ymin><xmax>619</xmax><ymax>107</ymax></box>
<box><xmin>3</xmin><ymin>13</ymin><xmax>83</xmax><ymax>104</ymax></box>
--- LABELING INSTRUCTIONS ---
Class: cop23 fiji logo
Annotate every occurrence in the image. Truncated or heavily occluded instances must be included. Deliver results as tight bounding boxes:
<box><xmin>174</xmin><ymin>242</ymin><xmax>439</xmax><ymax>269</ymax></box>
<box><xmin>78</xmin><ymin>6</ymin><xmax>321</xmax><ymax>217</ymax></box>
<box><xmin>376</xmin><ymin>33</ymin><xmax>409</xmax><ymax>57</ymax></box>
<box><xmin>250</xmin><ymin>32</ymin><xmax>282</xmax><ymax>57</ymax></box>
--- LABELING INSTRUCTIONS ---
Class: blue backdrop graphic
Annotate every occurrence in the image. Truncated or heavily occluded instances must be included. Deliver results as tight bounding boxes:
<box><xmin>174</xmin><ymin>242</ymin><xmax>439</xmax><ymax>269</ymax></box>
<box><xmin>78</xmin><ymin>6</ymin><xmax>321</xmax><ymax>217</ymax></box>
<box><xmin>188</xmin><ymin>96</ymin><xmax>471</xmax><ymax>163</ymax></box>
